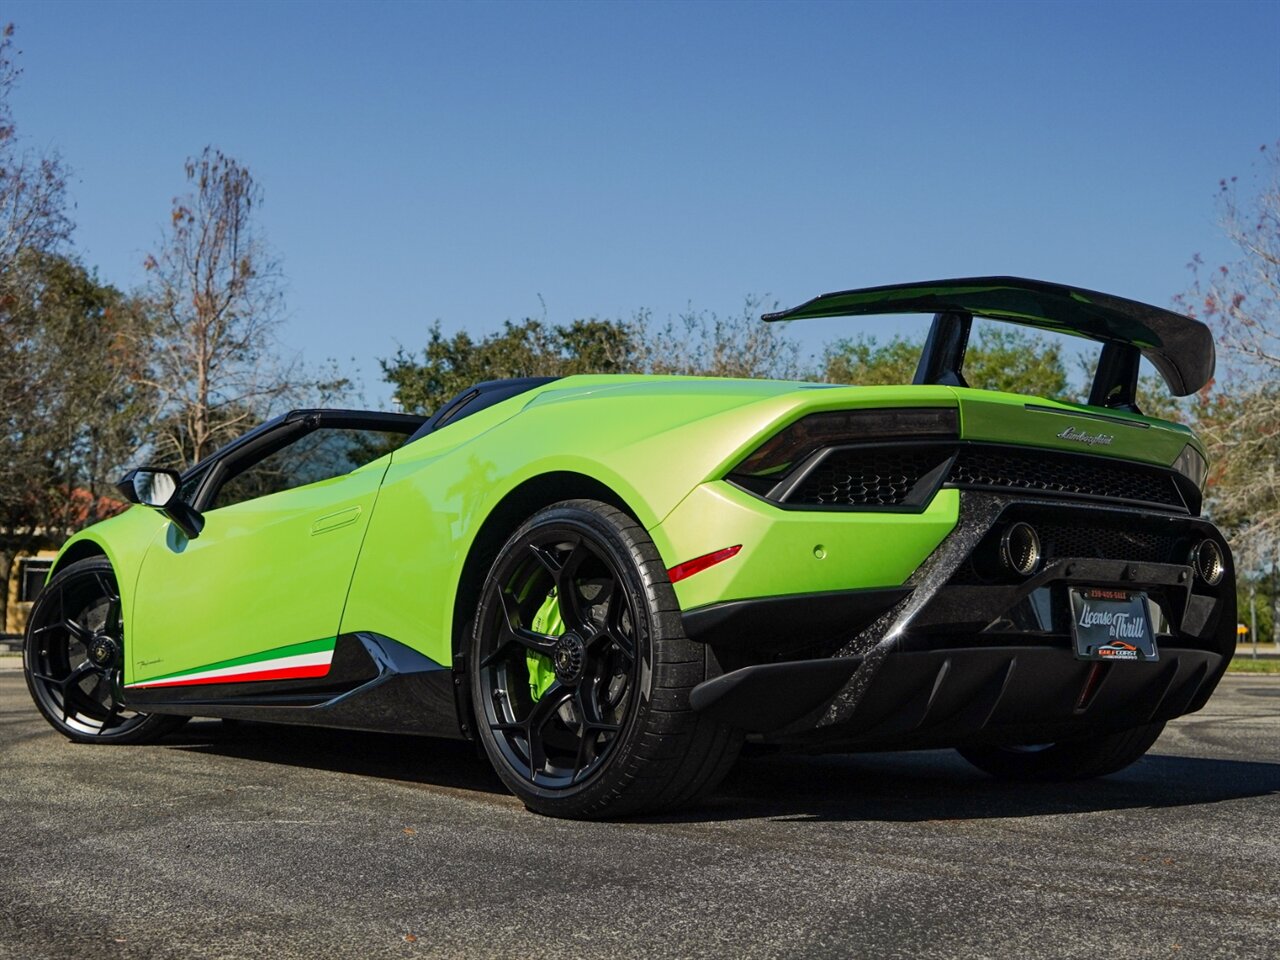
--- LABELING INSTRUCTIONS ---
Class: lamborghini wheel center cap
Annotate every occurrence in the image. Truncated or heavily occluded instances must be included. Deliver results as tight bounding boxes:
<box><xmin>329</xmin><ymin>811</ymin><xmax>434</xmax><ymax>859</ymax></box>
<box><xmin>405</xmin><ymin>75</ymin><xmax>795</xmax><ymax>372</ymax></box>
<box><xmin>552</xmin><ymin>633</ymin><xmax>586</xmax><ymax>684</ymax></box>
<box><xmin>88</xmin><ymin>635</ymin><xmax>119</xmax><ymax>668</ymax></box>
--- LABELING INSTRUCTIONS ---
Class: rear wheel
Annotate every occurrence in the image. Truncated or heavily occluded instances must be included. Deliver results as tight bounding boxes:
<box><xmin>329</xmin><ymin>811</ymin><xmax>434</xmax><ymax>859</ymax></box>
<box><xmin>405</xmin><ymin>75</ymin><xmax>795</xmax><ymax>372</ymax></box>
<box><xmin>470</xmin><ymin>499</ymin><xmax>741</xmax><ymax>819</ymax></box>
<box><xmin>24</xmin><ymin>557</ymin><xmax>187</xmax><ymax>745</ymax></box>
<box><xmin>957</xmin><ymin>721</ymin><xmax>1166</xmax><ymax>781</ymax></box>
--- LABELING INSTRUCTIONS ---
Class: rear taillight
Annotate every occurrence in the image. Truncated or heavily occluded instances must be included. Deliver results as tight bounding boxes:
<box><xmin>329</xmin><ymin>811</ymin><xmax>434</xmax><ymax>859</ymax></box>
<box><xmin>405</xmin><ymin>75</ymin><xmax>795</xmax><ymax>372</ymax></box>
<box><xmin>1172</xmin><ymin>444</ymin><xmax>1208</xmax><ymax>492</ymax></box>
<box><xmin>728</xmin><ymin>407</ymin><xmax>958</xmax><ymax>492</ymax></box>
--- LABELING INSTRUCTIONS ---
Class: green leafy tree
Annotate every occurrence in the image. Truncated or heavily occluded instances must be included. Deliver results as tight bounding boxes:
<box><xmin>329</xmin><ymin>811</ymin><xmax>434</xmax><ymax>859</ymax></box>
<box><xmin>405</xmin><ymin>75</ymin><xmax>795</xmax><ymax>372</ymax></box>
<box><xmin>382</xmin><ymin>317</ymin><xmax>639</xmax><ymax>416</ymax></box>
<box><xmin>0</xmin><ymin>253</ymin><xmax>151</xmax><ymax>625</ymax></box>
<box><xmin>0</xmin><ymin>26</ymin><xmax>127</xmax><ymax>627</ymax></box>
<box><xmin>964</xmin><ymin>327</ymin><xmax>1069</xmax><ymax>399</ymax></box>
<box><xmin>0</xmin><ymin>22</ymin><xmax>76</xmax><ymax>510</ymax></box>
<box><xmin>382</xmin><ymin>297</ymin><xmax>800</xmax><ymax>422</ymax></box>
<box><xmin>821</xmin><ymin>327</ymin><xmax>1070</xmax><ymax>399</ymax></box>
<box><xmin>820</xmin><ymin>335</ymin><xmax>919</xmax><ymax>386</ymax></box>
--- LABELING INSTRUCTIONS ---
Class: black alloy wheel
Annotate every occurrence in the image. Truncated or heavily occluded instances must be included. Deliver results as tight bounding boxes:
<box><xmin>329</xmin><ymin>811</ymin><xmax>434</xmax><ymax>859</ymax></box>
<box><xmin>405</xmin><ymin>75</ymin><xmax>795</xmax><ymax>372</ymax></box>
<box><xmin>471</xmin><ymin>500</ymin><xmax>741</xmax><ymax>819</ymax></box>
<box><xmin>24</xmin><ymin>557</ymin><xmax>186</xmax><ymax>744</ymax></box>
<box><xmin>477</xmin><ymin>515</ymin><xmax>639</xmax><ymax>789</ymax></box>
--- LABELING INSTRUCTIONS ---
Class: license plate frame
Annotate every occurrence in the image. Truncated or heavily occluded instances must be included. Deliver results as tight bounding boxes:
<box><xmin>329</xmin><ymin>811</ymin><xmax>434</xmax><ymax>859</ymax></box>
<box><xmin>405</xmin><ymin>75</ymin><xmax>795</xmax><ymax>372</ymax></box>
<box><xmin>1068</xmin><ymin>587</ymin><xmax>1158</xmax><ymax>662</ymax></box>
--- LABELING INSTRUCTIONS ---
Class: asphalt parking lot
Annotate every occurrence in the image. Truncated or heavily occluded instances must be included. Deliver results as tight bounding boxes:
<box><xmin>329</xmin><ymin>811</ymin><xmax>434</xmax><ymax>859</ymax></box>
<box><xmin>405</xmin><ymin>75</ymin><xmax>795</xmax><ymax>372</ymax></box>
<box><xmin>1</xmin><ymin>666</ymin><xmax>1277</xmax><ymax>960</ymax></box>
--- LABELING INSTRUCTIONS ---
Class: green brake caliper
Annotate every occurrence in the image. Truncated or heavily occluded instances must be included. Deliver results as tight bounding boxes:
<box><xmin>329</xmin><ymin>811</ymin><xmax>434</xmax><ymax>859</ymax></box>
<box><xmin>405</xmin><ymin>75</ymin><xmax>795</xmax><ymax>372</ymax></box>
<box><xmin>527</xmin><ymin>589</ymin><xmax>563</xmax><ymax>702</ymax></box>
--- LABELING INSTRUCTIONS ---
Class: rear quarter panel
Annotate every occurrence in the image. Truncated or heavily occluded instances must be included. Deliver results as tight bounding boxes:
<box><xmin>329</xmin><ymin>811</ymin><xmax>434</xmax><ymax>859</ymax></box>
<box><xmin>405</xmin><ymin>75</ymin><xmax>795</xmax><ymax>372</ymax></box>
<box><xmin>337</xmin><ymin>377</ymin><xmax>994</xmax><ymax>665</ymax></box>
<box><xmin>339</xmin><ymin>376</ymin><xmax>896</xmax><ymax>665</ymax></box>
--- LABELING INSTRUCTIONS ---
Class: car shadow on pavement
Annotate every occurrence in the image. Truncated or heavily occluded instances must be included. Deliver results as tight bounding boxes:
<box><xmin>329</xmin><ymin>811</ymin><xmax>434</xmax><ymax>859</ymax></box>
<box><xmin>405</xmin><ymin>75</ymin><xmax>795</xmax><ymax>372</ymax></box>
<box><xmin>169</xmin><ymin>719</ymin><xmax>509</xmax><ymax>796</ymax></box>
<box><xmin>668</xmin><ymin>748</ymin><xmax>1280</xmax><ymax>824</ymax></box>
<box><xmin>166</xmin><ymin>719</ymin><xmax>1280</xmax><ymax>824</ymax></box>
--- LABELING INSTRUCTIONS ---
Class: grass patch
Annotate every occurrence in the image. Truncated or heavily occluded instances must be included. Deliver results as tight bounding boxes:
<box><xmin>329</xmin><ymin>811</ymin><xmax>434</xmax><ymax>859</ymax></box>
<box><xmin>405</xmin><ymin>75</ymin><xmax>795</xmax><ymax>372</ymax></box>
<box><xmin>1227</xmin><ymin>656</ymin><xmax>1280</xmax><ymax>674</ymax></box>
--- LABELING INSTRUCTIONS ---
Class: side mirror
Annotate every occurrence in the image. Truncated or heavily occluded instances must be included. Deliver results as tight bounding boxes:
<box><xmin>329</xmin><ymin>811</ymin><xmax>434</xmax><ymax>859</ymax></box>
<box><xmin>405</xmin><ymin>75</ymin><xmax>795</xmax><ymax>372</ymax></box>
<box><xmin>117</xmin><ymin>467</ymin><xmax>205</xmax><ymax>539</ymax></box>
<box><xmin>119</xmin><ymin>467</ymin><xmax>179</xmax><ymax>508</ymax></box>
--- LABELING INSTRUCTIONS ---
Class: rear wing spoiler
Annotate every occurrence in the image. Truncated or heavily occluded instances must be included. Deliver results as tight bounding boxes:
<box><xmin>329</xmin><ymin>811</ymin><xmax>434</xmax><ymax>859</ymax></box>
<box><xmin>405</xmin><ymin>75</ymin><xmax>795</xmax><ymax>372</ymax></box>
<box><xmin>762</xmin><ymin>276</ymin><xmax>1215</xmax><ymax>404</ymax></box>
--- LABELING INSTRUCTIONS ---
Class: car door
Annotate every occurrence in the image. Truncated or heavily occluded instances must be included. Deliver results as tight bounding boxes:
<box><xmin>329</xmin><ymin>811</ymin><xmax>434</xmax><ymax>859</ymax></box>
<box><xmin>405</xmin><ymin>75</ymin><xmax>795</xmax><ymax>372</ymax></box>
<box><xmin>126</xmin><ymin>412</ymin><xmax>421</xmax><ymax>690</ymax></box>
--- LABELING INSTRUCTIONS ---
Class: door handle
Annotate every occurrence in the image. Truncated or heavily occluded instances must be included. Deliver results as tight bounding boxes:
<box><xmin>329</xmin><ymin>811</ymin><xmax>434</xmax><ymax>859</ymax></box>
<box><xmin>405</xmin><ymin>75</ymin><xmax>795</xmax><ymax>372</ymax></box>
<box><xmin>310</xmin><ymin>506</ymin><xmax>362</xmax><ymax>535</ymax></box>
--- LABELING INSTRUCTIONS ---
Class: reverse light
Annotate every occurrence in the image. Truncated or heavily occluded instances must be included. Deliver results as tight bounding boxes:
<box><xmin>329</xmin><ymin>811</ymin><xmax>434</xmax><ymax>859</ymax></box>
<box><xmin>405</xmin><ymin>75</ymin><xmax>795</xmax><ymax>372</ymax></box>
<box><xmin>668</xmin><ymin>545</ymin><xmax>742</xmax><ymax>584</ymax></box>
<box><xmin>730</xmin><ymin>407</ymin><xmax>959</xmax><ymax>488</ymax></box>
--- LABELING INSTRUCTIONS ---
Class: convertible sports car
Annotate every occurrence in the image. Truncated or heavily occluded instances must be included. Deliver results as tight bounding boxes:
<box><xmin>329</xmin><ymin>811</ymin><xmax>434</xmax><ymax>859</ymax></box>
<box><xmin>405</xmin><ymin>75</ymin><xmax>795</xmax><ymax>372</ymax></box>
<box><xmin>24</xmin><ymin>277</ymin><xmax>1236</xmax><ymax>819</ymax></box>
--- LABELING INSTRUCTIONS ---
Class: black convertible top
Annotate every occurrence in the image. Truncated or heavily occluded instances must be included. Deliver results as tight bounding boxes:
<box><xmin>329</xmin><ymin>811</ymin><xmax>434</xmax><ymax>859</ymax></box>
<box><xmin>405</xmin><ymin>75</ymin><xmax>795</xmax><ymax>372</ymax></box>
<box><xmin>763</xmin><ymin>276</ymin><xmax>1214</xmax><ymax>396</ymax></box>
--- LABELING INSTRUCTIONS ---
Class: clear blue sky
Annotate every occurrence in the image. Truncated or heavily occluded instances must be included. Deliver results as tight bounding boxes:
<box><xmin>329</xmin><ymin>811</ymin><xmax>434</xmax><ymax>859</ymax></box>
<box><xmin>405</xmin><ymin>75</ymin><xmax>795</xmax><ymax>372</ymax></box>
<box><xmin>7</xmin><ymin>0</ymin><xmax>1279</xmax><ymax>404</ymax></box>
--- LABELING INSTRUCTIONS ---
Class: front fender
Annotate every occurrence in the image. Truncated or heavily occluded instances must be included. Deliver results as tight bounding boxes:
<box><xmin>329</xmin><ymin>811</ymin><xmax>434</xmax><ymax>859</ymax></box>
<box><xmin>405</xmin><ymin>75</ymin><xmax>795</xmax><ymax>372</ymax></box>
<box><xmin>50</xmin><ymin>508</ymin><xmax>170</xmax><ymax>684</ymax></box>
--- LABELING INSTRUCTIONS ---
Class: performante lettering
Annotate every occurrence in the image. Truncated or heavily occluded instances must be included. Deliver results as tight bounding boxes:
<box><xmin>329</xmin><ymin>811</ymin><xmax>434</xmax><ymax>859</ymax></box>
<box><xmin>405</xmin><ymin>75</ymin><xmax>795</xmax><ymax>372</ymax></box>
<box><xmin>1057</xmin><ymin>426</ymin><xmax>1114</xmax><ymax>446</ymax></box>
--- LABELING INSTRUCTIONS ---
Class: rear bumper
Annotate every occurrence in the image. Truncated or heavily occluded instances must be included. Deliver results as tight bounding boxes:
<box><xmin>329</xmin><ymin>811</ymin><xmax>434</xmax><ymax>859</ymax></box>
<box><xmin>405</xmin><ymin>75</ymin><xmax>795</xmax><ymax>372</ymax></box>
<box><xmin>690</xmin><ymin>644</ymin><xmax>1223</xmax><ymax>748</ymax></box>
<box><xmin>683</xmin><ymin>493</ymin><xmax>1236</xmax><ymax>746</ymax></box>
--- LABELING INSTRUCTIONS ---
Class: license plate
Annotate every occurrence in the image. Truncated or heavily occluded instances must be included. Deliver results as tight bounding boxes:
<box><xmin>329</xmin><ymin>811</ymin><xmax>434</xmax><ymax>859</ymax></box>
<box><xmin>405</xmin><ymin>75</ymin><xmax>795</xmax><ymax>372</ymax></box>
<box><xmin>1068</xmin><ymin>587</ymin><xmax>1158</xmax><ymax>662</ymax></box>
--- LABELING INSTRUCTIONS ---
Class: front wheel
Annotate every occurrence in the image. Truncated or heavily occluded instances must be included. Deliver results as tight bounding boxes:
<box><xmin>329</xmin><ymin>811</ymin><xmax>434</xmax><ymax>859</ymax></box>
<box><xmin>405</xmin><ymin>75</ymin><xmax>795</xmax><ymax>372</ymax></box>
<box><xmin>470</xmin><ymin>500</ymin><xmax>741</xmax><ymax>819</ymax></box>
<box><xmin>957</xmin><ymin>721</ymin><xmax>1166</xmax><ymax>781</ymax></box>
<box><xmin>24</xmin><ymin>557</ymin><xmax>187</xmax><ymax>745</ymax></box>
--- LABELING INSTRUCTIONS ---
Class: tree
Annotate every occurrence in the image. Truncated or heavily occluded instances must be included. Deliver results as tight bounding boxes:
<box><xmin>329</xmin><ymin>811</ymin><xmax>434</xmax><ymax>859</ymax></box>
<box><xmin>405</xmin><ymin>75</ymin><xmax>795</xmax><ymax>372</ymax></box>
<box><xmin>382</xmin><ymin>296</ymin><xmax>802</xmax><ymax>420</ymax></box>
<box><xmin>0</xmin><ymin>25</ymin><xmax>102</xmax><ymax>628</ymax></box>
<box><xmin>388</xmin><ymin>302</ymin><xmax>1089</xmax><ymax>414</ymax></box>
<box><xmin>0</xmin><ymin>254</ymin><xmax>150</xmax><ymax>626</ymax></box>
<box><xmin>0</xmin><ymin>22</ymin><xmax>75</xmax><ymax>503</ymax></box>
<box><xmin>382</xmin><ymin>316</ymin><xmax>639</xmax><ymax>416</ymax></box>
<box><xmin>821</xmin><ymin>326</ymin><xmax>1070</xmax><ymax>399</ymax></box>
<box><xmin>965</xmin><ymin>327</ymin><xmax>1069</xmax><ymax>399</ymax></box>
<box><xmin>0</xmin><ymin>24</ymin><xmax>71</xmax><ymax>310</ymax></box>
<box><xmin>640</xmin><ymin>296</ymin><xmax>803</xmax><ymax>381</ymax></box>
<box><xmin>1177</xmin><ymin>145</ymin><xmax>1280</xmax><ymax>570</ymax></box>
<box><xmin>821</xmin><ymin>334</ymin><xmax>919</xmax><ymax>386</ymax></box>
<box><xmin>138</xmin><ymin>146</ymin><xmax>346</xmax><ymax>467</ymax></box>
<box><xmin>12</xmin><ymin>255</ymin><xmax>152</xmax><ymax>502</ymax></box>
<box><xmin>1175</xmin><ymin>143</ymin><xmax>1280</xmax><ymax>642</ymax></box>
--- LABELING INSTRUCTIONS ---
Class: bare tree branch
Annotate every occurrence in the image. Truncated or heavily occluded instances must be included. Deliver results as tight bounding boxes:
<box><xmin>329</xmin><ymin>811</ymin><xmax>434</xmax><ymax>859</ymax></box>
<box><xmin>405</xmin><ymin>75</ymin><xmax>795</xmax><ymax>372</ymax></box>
<box><xmin>1176</xmin><ymin>142</ymin><xmax>1280</xmax><ymax>570</ymax></box>
<box><xmin>137</xmin><ymin>146</ymin><xmax>349</xmax><ymax>467</ymax></box>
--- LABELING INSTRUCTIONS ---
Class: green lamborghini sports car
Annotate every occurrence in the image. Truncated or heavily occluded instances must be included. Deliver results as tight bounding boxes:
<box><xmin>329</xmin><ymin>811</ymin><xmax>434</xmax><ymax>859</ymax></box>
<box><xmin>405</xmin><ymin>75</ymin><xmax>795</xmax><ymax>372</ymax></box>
<box><xmin>24</xmin><ymin>277</ymin><xmax>1236</xmax><ymax>818</ymax></box>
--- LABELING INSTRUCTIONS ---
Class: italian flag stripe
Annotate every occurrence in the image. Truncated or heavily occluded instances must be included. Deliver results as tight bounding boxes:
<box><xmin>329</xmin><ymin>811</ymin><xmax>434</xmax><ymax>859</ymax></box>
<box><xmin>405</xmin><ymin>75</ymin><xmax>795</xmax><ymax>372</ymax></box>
<box><xmin>126</xmin><ymin>638</ymin><xmax>337</xmax><ymax>689</ymax></box>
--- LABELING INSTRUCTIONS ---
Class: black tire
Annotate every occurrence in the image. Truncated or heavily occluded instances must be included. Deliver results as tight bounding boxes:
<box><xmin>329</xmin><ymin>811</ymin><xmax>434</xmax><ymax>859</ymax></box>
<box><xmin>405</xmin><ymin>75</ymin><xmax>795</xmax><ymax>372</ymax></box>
<box><xmin>470</xmin><ymin>499</ymin><xmax>741</xmax><ymax>819</ymax></box>
<box><xmin>24</xmin><ymin>556</ymin><xmax>188</xmax><ymax>745</ymax></box>
<box><xmin>957</xmin><ymin>721</ymin><xmax>1166</xmax><ymax>781</ymax></box>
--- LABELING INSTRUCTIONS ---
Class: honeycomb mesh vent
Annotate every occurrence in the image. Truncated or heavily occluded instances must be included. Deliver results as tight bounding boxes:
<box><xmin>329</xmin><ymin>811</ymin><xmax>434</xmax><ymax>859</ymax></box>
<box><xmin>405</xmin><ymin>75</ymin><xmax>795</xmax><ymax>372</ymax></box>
<box><xmin>776</xmin><ymin>443</ymin><xmax>1185</xmax><ymax>511</ymax></box>
<box><xmin>786</xmin><ymin>449</ymin><xmax>944</xmax><ymax>507</ymax></box>
<box><xmin>947</xmin><ymin>448</ymin><xmax>1183</xmax><ymax>509</ymax></box>
<box><xmin>1037</xmin><ymin>522</ymin><xmax>1183</xmax><ymax>563</ymax></box>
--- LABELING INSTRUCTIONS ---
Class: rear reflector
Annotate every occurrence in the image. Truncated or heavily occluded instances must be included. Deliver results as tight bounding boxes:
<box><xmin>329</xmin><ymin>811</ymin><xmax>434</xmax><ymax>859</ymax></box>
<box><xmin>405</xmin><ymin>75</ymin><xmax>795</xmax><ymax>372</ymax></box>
<box><xmin>668</xmin><ymin>545</ymin><xmax>742</xmax><ymax>584</ymax></box>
